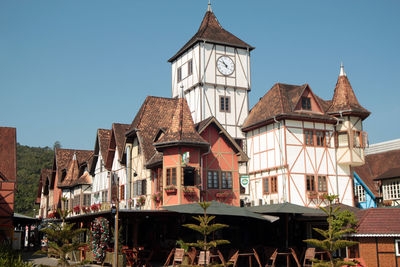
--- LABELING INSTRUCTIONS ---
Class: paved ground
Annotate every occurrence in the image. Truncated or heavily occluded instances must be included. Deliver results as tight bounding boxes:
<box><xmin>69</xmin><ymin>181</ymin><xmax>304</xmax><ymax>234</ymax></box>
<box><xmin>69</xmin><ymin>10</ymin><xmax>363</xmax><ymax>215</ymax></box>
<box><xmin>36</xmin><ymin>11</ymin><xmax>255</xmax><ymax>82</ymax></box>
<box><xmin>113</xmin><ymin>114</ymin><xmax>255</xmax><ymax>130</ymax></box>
<box><xmin>21</xmin><ymin>250</ymin><xmax>102</xmax><ymax>267</ymax></box>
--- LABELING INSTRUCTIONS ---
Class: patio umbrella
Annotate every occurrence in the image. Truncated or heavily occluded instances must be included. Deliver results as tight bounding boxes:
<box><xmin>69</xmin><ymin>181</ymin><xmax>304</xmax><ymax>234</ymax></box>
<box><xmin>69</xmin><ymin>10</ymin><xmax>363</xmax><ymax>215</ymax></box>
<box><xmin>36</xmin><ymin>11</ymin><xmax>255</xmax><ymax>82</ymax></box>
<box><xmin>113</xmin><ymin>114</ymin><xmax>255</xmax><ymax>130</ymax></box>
<box><xmin>247</xmin><ymin>202</ymin><xmax>324</xmax><ymax>247</ymax></box>
<box><xmin>162</xmin><ymin>201</ymin><xmax>279</xmax><ymax>222</ymax></box>
<box><xmin>246</xmin><ymin>202</ymin><xmax>324</xmax><ymax>215</ymax></box>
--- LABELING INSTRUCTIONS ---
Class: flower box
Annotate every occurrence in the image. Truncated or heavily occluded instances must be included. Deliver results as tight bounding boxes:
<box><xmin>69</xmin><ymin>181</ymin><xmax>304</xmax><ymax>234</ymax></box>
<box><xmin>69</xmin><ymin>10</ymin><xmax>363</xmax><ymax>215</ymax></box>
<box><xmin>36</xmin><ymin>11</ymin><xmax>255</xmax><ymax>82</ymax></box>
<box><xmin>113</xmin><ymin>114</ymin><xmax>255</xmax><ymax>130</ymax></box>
<box><xmin>165</xmin><ymin>187</ymin><xmax>177</xmax><ymax>195</ymax></box>
<box><xmin>73</xmin><ymin>205</ymin><xmax>81</xmax><ymax>214</ymax></box>
<box><xmin>152</xmin><ymin>192</ymin><xmax>163</xmax><ymax>203</ymax></box>
<box><xmin>91</xmin><ymin>203</ymin><xmax>101</xmax><ymax>212</ymax></box>
<box><xmin>215</xmin><ymin>192</ymin><xmax>230</xmax><ymax>198</ymax></box>
<box><xmin>183</xmin><ymin>189</ymin><xmax>196</xmax><ymax>196</ymax></box>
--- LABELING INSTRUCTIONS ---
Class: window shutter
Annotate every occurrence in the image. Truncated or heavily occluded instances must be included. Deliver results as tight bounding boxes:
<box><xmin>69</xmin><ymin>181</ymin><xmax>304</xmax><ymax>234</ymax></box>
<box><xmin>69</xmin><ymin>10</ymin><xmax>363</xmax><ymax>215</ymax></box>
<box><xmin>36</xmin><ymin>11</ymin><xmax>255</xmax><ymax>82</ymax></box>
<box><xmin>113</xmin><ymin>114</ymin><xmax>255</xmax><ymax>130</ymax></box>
<box><xmin>142</xmin><ymin>180</ymin><xmax>147</xmax><ymax>195</ymax></box>
<box><xmin>133</xmin><ymin>181</ymin><xmax>137</xmax><ymax>197</ymax></box>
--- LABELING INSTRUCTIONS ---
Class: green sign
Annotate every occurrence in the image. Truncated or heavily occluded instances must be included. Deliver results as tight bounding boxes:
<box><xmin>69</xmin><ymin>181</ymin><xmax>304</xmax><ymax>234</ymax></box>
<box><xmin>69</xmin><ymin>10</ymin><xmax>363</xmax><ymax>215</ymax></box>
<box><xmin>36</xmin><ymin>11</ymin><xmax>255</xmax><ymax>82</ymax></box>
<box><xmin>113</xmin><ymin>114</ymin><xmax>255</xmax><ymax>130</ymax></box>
<box><xmin>240</xmin><ymin>175</ymin><xmax>249</xmax><ymax>187</ymax></box>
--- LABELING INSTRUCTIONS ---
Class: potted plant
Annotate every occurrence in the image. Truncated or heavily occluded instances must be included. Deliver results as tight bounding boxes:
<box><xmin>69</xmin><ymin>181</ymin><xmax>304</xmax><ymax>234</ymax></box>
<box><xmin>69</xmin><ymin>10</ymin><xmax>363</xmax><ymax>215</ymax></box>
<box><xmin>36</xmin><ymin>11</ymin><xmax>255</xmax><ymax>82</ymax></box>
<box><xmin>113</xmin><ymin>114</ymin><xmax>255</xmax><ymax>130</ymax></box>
<box><xmin>82</xmin><ymin>206</ymin><xmax>90</xmax><ymax>214</ymax></box>
<box><xmin>165</xmin><ymin>185</ymin><xmax>177</xmax><ymax>194</ymax></box>
<box><xmin>137</xmin><ymin>195</ymin><xmax>146</xmax><ymax>207</ymax></box>
<box><xmin>152</xmin><ymin>192</ymin><xmax>162</xmax><ymax>203</ymax></box>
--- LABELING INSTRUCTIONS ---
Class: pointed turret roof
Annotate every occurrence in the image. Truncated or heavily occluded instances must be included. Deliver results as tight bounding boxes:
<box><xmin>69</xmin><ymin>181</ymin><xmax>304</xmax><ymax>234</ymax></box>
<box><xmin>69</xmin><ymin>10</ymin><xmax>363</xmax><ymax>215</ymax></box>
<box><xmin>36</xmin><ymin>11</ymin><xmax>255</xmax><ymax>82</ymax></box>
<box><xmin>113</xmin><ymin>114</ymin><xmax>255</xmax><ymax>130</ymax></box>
<box><xmin>327</xmin><ymin>64</ymin><xmax>370</xmax><ymax>120</ymax></box>
<box><xmin>155</xmin><ymin>98</ymin><xmax>208</xmax><ymax>148</ymax></box>
<box><xmin>168</xmin><ymin>7</ymin><xmax>254</xmax><ymax>62</ymax></box>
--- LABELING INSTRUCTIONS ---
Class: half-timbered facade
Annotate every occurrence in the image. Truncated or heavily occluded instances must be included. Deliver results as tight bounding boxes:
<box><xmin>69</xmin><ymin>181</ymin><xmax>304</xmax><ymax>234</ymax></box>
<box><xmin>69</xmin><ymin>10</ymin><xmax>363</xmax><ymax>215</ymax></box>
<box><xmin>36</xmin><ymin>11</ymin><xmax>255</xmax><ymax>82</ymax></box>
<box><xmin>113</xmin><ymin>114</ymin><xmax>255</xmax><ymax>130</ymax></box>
<box><xmin>90</xmin><ymin>129</ymin><xmax>112</xmax><ymax>207</ymax></box>
<box><xmin>168</xmin><ymin>5</ymin><xmax>253</xmax><ymax>141</ymax></box>
<box><xmin>105</xmin><ymin>123</ymin><xmax>130</xmax><ymax>208</ymax></box>
<box><xmin>125</xmin><ymin>96</ymin><xmax>246</xmax><ymax>209</ymax></box>
<box><xmin>242</xmin><ymin>65</ymin><xmax>370</xmax><ymax>207</ymax></box>
<box><xmin>0</xmin><ymin>127</ymin><xmax>17</xmax><ymax>241</ymax></box>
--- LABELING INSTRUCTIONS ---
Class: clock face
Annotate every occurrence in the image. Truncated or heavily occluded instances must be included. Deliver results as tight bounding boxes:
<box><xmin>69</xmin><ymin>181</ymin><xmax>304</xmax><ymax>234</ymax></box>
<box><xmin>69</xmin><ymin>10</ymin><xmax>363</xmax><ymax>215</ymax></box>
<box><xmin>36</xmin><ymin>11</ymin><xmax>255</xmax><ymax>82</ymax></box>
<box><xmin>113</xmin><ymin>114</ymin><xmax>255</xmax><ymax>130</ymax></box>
<box><xmin>217</xmin><ymin>56</ymin><xmax>234</xmax><ymax>76</ymax></box>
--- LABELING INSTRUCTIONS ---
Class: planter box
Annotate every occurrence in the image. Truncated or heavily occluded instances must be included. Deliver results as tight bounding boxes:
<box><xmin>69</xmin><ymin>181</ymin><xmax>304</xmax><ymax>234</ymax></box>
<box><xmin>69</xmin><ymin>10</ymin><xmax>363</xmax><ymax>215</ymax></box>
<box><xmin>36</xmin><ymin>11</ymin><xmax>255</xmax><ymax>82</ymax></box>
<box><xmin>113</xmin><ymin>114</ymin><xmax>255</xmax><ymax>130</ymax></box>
<box><xmin>216</xmin><ymin>192</ymin><xmax>230</xmax><ymax>198</ymax></box>
<box><xmin>165</xmin><ymin>188</ymin><xmax>177</xmax><ymax>195</ymax></box>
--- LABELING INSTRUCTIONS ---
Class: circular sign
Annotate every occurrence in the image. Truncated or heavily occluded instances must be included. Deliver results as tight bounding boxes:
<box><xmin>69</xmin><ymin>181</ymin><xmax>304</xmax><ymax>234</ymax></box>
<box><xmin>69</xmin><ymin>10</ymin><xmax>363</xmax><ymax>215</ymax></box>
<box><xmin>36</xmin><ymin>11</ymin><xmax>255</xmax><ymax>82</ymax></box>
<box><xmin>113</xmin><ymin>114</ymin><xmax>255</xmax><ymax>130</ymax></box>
<box><xmin>240</xmin><ymin>176</ymin><xmax>249</xmax><ymax>187</ymax></box>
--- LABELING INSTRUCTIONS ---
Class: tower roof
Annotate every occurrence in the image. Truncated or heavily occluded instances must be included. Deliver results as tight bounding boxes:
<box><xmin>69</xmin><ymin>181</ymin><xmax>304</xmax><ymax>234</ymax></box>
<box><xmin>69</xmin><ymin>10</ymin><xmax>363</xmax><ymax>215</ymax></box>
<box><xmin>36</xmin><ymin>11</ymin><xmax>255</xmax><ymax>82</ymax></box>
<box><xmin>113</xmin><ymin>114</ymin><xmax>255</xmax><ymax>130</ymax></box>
<box><xmin>154</xmin><ymin>98</ymin><xmax>208</xmax><ymax>148</ymax></box>
<box><xmin>168</xmin><ymin>8</ymin><xmax>254</xmax><ymax>62</ymax></box>
<box><xmin>327</xmin><ymin>65</ymin><xmax>370</xmax><ymax>120</ymax></box>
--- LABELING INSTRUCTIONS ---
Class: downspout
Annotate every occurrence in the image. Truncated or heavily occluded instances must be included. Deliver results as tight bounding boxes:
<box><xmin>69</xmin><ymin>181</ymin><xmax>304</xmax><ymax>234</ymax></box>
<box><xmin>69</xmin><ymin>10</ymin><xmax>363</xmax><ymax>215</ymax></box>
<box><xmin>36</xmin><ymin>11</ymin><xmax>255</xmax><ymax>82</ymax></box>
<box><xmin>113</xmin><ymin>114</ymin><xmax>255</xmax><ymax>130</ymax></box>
<box><xmin>126</xmin><ymin>145</ymin><xmax>131</xmax><ymax>202</ymax></box>
<box><xmin>200</xmin><ymin>145</ymin><xmax>211</xmax><ymax>202</ymax></box>
<box><xmin>202</xmin><ymin>40</ymin><xmax>206</xmax><ymax>122</ymax></box>
<box><xmin>334</xmin><ymin>112</ymin><xmax>343</xmax><ymax>199</ymax></box>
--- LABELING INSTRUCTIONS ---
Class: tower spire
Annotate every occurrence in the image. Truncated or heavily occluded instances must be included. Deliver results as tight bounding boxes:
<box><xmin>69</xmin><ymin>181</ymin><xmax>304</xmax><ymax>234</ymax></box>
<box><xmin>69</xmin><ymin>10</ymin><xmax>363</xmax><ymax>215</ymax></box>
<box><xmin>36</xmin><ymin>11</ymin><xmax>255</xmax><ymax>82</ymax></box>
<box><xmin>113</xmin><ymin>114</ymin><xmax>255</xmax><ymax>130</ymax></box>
<box><xmin>207</xmin><ymin>0</ymin><xmax>212</xmax><ymax>12</ymax></box>
<box><xmin>339</xmin><ymin>62</ymin><xmax>346</xmax><ymax>77</ymax></box>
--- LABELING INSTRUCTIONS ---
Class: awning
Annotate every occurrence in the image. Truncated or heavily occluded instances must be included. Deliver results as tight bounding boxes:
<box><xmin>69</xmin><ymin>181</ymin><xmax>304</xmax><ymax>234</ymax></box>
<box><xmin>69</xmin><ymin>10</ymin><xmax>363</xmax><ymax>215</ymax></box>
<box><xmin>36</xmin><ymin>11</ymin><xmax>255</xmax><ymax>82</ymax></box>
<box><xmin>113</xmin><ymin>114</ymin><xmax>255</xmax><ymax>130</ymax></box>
<box><xmin>246</xmin><ymin>202</ymin><xmax>324</xmax><ymax>215</ymax></box>
<box><xmin>162</xmin><ymin>201</ymin><xmax>279</xmax><ymax>222</ymax></box>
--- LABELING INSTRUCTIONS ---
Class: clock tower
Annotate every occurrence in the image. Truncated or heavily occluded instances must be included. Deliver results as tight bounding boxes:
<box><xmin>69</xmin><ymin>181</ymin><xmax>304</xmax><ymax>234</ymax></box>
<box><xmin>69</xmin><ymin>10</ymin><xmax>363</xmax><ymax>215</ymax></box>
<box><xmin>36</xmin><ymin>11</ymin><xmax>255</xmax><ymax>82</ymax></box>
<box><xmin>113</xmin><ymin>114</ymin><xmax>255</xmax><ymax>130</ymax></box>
<box><xmin>168</xmin><ymin>3</ymin><xmax>254</xmax><ymax>140</ymax></box>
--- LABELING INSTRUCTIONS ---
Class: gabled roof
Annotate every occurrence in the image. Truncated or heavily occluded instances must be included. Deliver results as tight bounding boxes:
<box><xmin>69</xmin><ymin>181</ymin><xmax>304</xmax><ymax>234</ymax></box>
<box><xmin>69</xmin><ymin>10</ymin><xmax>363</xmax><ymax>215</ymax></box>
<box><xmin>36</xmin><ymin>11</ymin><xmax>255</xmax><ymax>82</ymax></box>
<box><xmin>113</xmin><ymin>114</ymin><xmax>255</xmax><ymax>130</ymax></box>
<box><xmin>126</xmin><ymin>96</ymin><xmax>182</xmax><ymax>164</ymax></box>
<box><xmin>0</xmin><ymin>127</ymin><xmax>16</xmax><ymax>182</ymax></box>
<box><xmin>59</xmin><ymin>154</ymin><xmax>79</xmax><ymax>188</ymax></box>
<box><xmin>327</xmin><ymin>68</ymin><xmax>370</xmax><ymax>120</ymax></box>
<box><xmin>106</xmin><ymin>123</ymin><xmax>130</xmax><ymax>169</ymax></box>
<box><xmin>195</xmin><ymin>116</ymin><xmax>248</xmax><ymax>162</ymax></box>
<box><xmin>168</xmin><ymin>8</ymin><xmax>253</xmax><ymax>62</ymax></box>
<box><xmin>242</xmin><ymin>83</ymin><xmax>335</xmax><ymax>131</ymax></box>
<box><xmin>354</xmin><ymin>208</ymin><xmax>400</xmax><ymax>236</ymax></box>
<box><xmin>155</xmin><ymin>98</ymin><xmax>208</xmax><ymax>149</ymax></box>
<box><xmin>113</xmin><ymin>123</ymin><xmax>129</xmax><ymax>160</ymax></box>
<box><xmin>98</xmin><ymin>129</ymin><xmax>112</xmax><ymax>163</ymax></box>
<box><xmin>55</xmin><ymin>148</ymin><xmax>93</xmax><ymax>187</ymax></box>
<box><xmin>353</xmin><ymin>149</ymin><xmax>400</xmax><ymax>197</ymax></box>
<box><xmin>90</xmin><ymin>129</ymin><xmax>112</xmax><ymax>174</ymax></box>
<box><xmin>36</xmin><ymin>168</ymin><xmax>52</xmax><ymax>204</ymax></box>
<box><xmin>374</xmin><ymin>167</ymin><xmax>400</xmax><ymax>180</ymax></box>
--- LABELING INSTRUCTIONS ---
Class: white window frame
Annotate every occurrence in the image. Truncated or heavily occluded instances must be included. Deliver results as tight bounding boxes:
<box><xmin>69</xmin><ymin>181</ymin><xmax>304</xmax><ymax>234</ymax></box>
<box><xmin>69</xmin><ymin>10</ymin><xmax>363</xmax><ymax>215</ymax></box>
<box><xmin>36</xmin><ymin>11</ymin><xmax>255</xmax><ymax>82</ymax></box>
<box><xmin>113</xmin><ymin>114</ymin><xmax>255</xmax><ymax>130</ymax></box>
<box><xmin>382</xmin><ymin>179</ymin><xmax>400</xmax><ymax>201</ymax></box>
<box><xmin>355</xmin><ymin>184</ymin><xmax>366</xmax><ymax>202</ymax></box>
<box><xmin>395</xmin><ymin>239</ymin><xmax>400</xmax><ymax>256</ymax></box>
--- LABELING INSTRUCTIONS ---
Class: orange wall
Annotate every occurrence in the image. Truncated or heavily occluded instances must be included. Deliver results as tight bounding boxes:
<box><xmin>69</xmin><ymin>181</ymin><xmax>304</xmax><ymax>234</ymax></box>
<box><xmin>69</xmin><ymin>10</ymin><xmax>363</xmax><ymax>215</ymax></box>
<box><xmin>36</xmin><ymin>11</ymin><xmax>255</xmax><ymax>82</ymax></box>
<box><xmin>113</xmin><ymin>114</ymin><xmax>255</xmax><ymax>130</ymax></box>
<box><xmin>357</xmin><ymin>237</ymin><xmax>400</xmax><ymax>267</ymax></box>
<box><xmin>201</xmin><ymin>124</ymin><xmax>240</xmax><ymax>206</ymax></box>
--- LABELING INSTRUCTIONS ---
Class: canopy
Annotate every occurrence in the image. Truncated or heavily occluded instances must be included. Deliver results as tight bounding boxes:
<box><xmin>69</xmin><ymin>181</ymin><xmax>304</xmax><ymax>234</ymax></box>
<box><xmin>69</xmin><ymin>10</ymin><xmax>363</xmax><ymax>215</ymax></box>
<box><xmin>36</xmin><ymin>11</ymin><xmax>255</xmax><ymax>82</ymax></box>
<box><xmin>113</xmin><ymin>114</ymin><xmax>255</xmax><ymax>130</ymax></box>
<box><xmin>162</xmin><ymin>201</ymin><xmax>279</xmax><ymax>222</ymax></box>
<box><xmin>246</xmin><ymin>202</ymin><xmax>324</xmax><ymax>215</ymax></box>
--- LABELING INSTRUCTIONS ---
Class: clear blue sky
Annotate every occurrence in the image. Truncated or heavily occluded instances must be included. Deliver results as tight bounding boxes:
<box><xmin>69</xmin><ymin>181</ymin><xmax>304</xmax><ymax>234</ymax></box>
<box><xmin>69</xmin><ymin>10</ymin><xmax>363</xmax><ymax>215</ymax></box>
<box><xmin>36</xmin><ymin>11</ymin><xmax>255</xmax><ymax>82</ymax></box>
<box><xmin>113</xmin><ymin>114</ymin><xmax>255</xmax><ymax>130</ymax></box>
<box><xmin>1</xmin><ymin>0</ymin><xmax>399</xmax><ymax>150</ymax></box>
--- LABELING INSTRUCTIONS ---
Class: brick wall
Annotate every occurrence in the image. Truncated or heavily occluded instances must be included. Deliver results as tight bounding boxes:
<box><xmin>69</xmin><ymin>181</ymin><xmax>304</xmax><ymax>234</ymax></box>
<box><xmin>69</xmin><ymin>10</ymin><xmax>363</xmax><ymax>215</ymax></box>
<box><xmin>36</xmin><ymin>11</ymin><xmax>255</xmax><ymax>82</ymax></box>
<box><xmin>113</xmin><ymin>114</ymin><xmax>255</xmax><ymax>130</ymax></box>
<box><xmin>357</xmin><ymin>237</ymin><xmax>399</xmax><ymax>267</ymax></box>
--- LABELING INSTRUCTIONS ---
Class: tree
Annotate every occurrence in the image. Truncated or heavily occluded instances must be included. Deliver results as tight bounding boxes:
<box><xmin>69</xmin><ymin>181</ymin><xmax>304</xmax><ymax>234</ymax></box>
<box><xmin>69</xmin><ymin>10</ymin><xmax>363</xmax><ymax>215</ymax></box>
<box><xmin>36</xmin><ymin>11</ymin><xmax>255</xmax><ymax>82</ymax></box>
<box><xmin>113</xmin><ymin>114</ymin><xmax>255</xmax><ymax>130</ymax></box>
<box><xmin>182</xmin><ymin>202</ymin><xmax>230</xmax><ymax>262</ymax></box>
<box><xmin>53</xmin><ymin>141</ymin><xmax>62</xmax><ymax>150</ymax></box>
<box><xmin>38</xmin><ymin>198</ymin><xmax>87</xmax><ymax>267</ymax></box>
<box><xmin>303</xmin><ymin>195</ymin><xmax>358</xmax><ymax>267</ymax></box>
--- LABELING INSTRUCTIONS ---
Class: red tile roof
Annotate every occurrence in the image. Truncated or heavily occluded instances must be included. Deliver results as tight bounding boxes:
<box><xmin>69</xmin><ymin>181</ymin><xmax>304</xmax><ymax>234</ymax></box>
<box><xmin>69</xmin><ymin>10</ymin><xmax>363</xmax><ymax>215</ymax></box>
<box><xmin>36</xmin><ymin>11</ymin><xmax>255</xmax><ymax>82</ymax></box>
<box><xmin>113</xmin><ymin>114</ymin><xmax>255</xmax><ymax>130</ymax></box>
<box><xmin>355</xmin><ymin>208</ymin><xmax>400</xmax><ymax>235</ymax></box>
<box><xmin>242</xmin><ymin>83</ymin><xmax>335</xmax><ymax>131</ymax></box>
<box><xmin>168</xmin><ymin>9</ymin><xmax>253</xmax><ymax>62</ymax></box>
<box><xmin>55</xmin><ymin>148</ymin><xmax>93</xmax><ymax>187</ymax></box>
<box><xmin>98</xmin><ymin>129</ymin><xmax>112</xmax><ymax>163</ymax></box>
<box><xmin>113</xmin><ymin>123</ymin><xmax>130</xmax><ymax>161</ymax></box>
<box><xmin>155</xmin><ymin>98</ymin><xmax>208</xmax><ymax>148</ymax></box>
<box><xmin>353</xmin><ymin>149</ymin><xmax>400</xmax><ymax>196</ymax></box>
<box><xmin>0</xmin><ymin>127</ymin><xmax>16</xmax><ymax>182</ymax></box>
<box><xmin>327</xmin><ymin>75</ymin><xmax>370</xmax><ymax>120</ymax></box>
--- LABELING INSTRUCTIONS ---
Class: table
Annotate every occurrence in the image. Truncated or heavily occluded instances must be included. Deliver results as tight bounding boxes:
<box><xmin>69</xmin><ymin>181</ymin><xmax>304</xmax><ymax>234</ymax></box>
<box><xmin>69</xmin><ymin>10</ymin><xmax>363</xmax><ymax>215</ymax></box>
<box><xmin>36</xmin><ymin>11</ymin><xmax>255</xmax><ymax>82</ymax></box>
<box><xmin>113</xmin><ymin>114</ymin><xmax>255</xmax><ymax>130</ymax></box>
<box><xmin>237</xmin><ymin>251</ymin><xmax>262</xmax><ymax>267</ymax></box>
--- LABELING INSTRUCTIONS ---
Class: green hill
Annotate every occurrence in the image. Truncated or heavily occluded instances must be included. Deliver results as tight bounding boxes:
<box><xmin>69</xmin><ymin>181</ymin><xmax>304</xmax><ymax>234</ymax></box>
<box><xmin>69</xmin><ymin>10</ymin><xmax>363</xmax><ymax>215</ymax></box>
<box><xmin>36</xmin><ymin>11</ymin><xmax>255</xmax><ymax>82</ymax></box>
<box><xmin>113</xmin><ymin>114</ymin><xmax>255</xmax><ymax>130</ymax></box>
<box><xmin>16</xmin><ymin>143</ymin><xmax>54</xmax><ymax>216</ymax></box>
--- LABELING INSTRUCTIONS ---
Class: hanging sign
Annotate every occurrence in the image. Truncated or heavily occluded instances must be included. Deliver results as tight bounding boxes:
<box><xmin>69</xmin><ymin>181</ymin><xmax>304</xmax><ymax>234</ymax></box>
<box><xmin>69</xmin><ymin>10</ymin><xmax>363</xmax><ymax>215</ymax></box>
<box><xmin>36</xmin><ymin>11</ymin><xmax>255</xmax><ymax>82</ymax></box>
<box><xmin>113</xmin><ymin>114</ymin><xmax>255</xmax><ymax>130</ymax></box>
<box><xmin>182</xmin><ymin>152</ymin><xmax>190</xmax><ymax>165</ymax></box>
<box><xmin>240</xmin><ymin>175</ymin><xmax>249</xmax><ymax>187</ymax></box>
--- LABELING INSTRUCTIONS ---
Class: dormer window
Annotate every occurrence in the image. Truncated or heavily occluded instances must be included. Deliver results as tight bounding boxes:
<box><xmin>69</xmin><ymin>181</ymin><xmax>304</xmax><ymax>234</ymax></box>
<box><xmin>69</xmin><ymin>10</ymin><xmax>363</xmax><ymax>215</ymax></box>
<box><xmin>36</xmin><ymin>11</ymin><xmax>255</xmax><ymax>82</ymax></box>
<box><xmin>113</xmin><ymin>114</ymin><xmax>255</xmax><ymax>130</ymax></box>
<box><xmin>301</xmin><ymin>96</ymin><xmax>311</xmax><ymax>110</ymax></box>
<box><xmin>177</xmin><ymin>67</ymin><xmax>182</xmax><ymax>82</ymax></box>
<box><xmin>61</xmin><ymin>169</ymin><xmax>67</xmax><ymax>182</ymax></box>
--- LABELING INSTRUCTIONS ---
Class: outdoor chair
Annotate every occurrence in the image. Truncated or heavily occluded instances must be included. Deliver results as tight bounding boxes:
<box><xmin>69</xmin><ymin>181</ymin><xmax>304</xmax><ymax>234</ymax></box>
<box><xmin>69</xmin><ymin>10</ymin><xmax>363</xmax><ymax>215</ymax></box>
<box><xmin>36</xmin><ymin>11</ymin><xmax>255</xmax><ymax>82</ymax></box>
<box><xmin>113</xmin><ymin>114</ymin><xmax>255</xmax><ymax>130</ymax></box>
<box><xmin>265</xmin><ymin>248</ymin><xmax>278</xmax><ymax>267</ymax></box>
<box><xmin>227</xmin><ymin>250</ymin><xmax>239</xmax><ymax>267</ymax></box>
<box><xmin>163</xmin><ymin>248</ymin><xmax>175</xmax><ymax>267</ymax></box>
<box><xmin>186</xmin><ymin>247</ymin><xmax>197</xmax><ymax>265</ymax></box>
<box><xmin>303</xmin><ymin>247</ymin><xmax>316</xmax><ymax>267</ymax></box>
<box><xmin>198</xmin><ymin>251</ymin><xmax>210</xmax><ymax>265</ymax></box>
<box><xmin>173</xmin><ymin>248</ymin><xmax>185</xmax><ymax>266</ymax></box>
<box><xmin>252</xmin><ymin>248</ymin><xmax>263</xmax><ymax>267</ymax></box>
